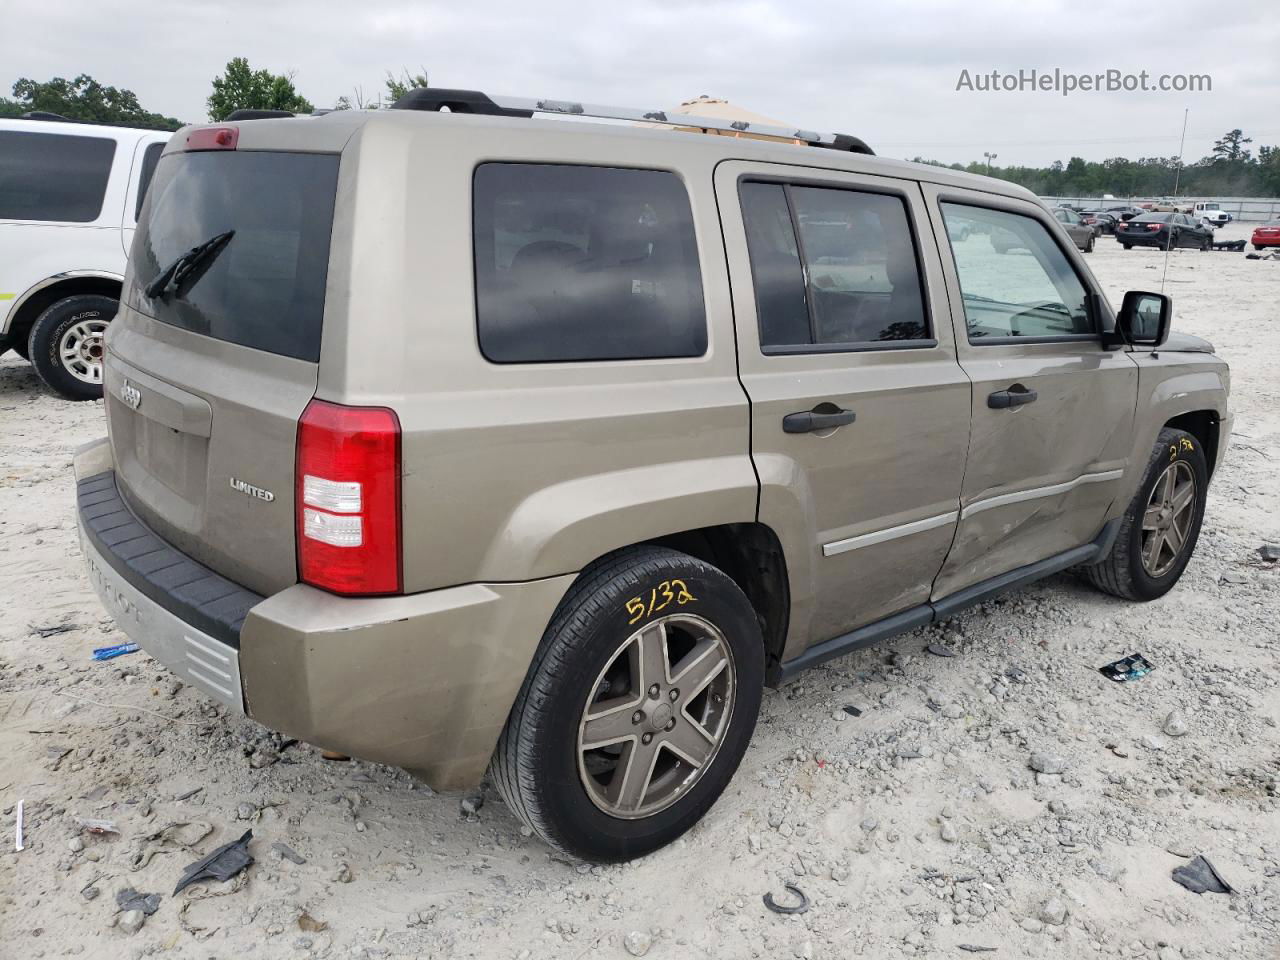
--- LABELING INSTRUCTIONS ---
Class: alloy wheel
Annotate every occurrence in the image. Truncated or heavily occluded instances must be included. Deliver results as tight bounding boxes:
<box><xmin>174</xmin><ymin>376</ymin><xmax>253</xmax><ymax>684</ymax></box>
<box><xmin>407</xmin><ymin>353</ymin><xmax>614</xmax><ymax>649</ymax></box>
<box><xmin>1141</xmin><ymin>460</ymin><xmax>1197</xmax><ymax>577</ymax></box>
<box><xmin>577</xmin><ymin>614</ymin><xmax>735</xmax><ymax>819</ymax></box>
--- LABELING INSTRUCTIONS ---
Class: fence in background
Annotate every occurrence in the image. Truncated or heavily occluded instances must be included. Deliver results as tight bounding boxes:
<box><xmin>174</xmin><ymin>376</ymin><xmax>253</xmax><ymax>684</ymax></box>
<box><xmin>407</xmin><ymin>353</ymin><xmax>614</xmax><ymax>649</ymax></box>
<box><xmin>1041</xmin><ymin>196</ymin><xmax>1280</xmax><ymax>223</ymax></box>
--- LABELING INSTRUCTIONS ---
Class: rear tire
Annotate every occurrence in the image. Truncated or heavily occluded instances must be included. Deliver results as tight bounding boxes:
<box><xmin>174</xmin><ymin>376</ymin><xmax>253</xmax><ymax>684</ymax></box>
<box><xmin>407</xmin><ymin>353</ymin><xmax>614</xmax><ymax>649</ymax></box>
<box><xmin>1122</xmin><ymin>244</ymin><xmax>1132</xmax><ymax>250</ymax></box>
<box><xmin>1083</xmin><ymin>427</ymin><xmax>1208</xmax><ymax>602</ymax></box>
<box><xmin>27</xmin><ymin>295</ymin><xmax>117</xmax><ymax>401</ymax></box>
<box><xmin>1085</xmin><ymin>235</ymin><xmax>1095</xmax><ymax>252</ymax></box>
<box><xmin>492</xmin><ymin>545</ymin><xmax>764</xmax><ymax>862</ymax></box>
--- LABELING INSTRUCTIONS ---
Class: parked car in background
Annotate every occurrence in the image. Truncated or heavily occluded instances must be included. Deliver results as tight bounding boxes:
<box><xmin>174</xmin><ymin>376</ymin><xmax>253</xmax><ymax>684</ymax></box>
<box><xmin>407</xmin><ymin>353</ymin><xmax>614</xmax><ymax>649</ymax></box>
<box><xmin>1051</xmin><ymin>206</ymin><xmax>1096</xmax><ymax>251</ymax></box>
<box><xmin>1106</xmin><ymin>206</ymin><xmax>1146</xmax><ymax>221</ymax></box>
<box><xmin>0</xmin><ymin>115</ymin><xmax>170</xmax><ymax>399</ymax></box>
<box><xmin>1252</xmin><ymin>221</ymin><xmax>1280</xmax><ymax>250</ymax></box>
<box><xmin>72</xmin><ymin>91</ymin><xmax>1230</xmax><ymax>861</ymax></box>
<box><xmin>1191</xmin><ymin>201</ymin><xmax>1231</xmax><ymax>227</ymax></box>
<box><xmin>946</xmin><ymin>214</ymin><xmax>975</xmax><ymax>241</ymax></box>
<box><xmin>1116</xmin><ymin>213</ymin><xmax>1213</xmax><ymax>250</ymax></box>
<box><xmin>1080</xmin><ymin>211</ymin><xmax>1118</xmax><ymax>235</ymax></box>
<box><xmin>1145</xmin><ymin>198</ymin><xmax>1192</xmax><ymax>214</ymax></box>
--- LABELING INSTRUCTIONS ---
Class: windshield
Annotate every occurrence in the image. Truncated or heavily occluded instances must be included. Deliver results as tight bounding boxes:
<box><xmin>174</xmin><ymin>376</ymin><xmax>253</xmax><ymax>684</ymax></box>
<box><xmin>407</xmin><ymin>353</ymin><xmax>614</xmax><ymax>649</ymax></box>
<box><xmin>127</xmin><ymin>150</ymin><xmax>340</xmax><ymax>362</ymax></box>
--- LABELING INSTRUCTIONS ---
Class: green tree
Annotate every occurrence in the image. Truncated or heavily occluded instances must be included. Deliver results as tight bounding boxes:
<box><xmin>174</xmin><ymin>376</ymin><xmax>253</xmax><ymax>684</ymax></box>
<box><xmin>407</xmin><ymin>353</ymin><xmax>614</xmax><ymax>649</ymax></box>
<box><xmin>207</xmin><ymin>57</ymin><xmax>313</xmax><ymax>121</ymax></box>
<box><xmin>384</xmin><ymin>68</ymin><xmax>429</xmax><ymax>105</ymax></box>
<box><xmin>1212</xmin><ymin>128</ymin><xmax>1252</xmax><ymax>162</ymax></box>
<box><xmin>0</xmin><ymin>75</ymin><xmax>181</xmax><ymax>129</ymax></box>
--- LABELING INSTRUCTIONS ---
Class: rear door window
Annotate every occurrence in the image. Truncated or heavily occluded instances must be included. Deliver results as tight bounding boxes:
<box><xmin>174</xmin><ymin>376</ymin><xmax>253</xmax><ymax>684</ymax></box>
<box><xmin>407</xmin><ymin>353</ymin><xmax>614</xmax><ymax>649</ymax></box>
<box><xmin>740</xmin><ymin>181</ymin><xmax>930</xmax><ymax>351</ymax></box>
<box><xmin>472</xmin><ymin>163</ymin><xmax>707</xmax><ymax>363</ymax></box>
<box><xmin>127</xmin><ymin>150</ymin><xmax>340</xmax><ymax>361</ymax></box>
<box><xmin>0</xmin><ymin>130</ymin><xmax>116</xmax><ymax>222</ymax></box>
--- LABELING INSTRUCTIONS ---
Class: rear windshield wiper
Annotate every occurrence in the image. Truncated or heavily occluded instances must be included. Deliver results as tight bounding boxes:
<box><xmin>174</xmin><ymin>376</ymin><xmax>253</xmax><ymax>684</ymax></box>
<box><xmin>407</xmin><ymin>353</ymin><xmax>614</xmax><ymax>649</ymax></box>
<box><xmin>143</xmin><ymin>230</ymin><xmax>235</xmax><ymax>301</ymax></box>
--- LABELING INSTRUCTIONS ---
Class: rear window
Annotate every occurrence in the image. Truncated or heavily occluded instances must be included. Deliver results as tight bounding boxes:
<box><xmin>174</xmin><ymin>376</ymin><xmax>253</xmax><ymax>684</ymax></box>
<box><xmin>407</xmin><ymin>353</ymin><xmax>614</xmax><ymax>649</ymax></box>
<box><xmin>127</xmin><ymin>150</ymin><xmax>339</xmax><ymax>362</ymax></box>
<box><xmin>0</xmin><ymin>130</ymin><xmax>116</xmax><ymax>222</ymax></box>
<box><xmin>472</xmin><ymin>163</ymin><xmax>707</xmax><ymax>363</ymax></box>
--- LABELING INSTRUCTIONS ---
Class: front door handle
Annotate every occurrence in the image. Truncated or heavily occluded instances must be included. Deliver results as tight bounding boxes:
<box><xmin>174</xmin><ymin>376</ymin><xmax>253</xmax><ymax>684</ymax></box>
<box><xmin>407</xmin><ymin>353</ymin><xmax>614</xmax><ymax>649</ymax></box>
<box><xmin>783</xmin><ymin>407</ymin><xmax>856</xmax><ymax>433</ymax></box>
<box><xmin>988</xmin><ymin>385</ymin><xmax>1038</xmax><ymax>409</ymax></box>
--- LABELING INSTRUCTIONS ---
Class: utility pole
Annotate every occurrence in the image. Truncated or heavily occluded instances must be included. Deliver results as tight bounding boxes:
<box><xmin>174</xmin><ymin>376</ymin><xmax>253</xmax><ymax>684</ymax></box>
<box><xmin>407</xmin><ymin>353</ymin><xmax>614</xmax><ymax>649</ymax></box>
<box><xmin>983</xmin><ymin>151</ymin><xmax>998</xmax><ymax>176</ymax></box>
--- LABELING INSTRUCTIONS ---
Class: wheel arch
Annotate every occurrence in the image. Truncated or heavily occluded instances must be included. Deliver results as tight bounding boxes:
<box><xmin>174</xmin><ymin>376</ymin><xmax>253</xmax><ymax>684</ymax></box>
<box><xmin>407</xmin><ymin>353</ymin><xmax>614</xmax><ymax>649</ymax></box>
<box><xmin>4</xmin><ymin>272</ymin><xmax>123</xmax><ymax>341</ymax></box>
<box><xmin>1163</xmin><ymin>409</ymin><xmax>1222</xmax><ymax>479</ymax></box>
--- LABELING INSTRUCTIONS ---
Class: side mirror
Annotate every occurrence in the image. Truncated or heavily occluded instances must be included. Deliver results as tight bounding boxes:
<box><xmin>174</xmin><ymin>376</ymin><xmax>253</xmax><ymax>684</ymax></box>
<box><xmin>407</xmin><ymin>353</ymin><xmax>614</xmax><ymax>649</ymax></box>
<box><xmin>1118</xmin><ymin>290</ymin><xmax>1172</xmax><ymax>346</ymax></box>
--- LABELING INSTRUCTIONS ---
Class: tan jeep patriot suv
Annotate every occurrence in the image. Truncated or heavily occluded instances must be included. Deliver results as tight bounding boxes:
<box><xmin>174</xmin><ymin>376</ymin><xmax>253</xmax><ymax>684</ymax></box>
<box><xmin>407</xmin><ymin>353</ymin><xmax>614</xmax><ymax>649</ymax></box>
<box><xmin>74</xmin><ymin>89</ymin><xmax>1231</xmax><ymax>861</ymax></box>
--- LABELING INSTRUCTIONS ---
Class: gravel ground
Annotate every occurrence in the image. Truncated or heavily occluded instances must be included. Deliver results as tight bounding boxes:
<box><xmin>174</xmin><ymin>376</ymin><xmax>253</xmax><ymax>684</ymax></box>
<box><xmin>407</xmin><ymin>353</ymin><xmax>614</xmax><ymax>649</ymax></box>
<box><xmin>1</xmin><ymin>224</ymin><xmax>1277</xmax><ymax>959</ymax></box>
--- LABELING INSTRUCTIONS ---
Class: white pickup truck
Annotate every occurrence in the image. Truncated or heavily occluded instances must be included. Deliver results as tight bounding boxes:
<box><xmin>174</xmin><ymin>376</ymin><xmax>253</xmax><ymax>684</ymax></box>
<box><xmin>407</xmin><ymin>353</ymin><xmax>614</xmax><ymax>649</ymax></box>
<box><xmin>1191</xmin><ymin>201</ymin><xmax>1232</xmax><ymax>227</ymax></box>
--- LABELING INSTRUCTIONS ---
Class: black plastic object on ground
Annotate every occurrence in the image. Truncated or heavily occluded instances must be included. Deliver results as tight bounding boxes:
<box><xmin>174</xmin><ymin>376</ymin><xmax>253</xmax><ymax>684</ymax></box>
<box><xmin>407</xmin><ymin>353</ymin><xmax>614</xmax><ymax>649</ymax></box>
<box><xmin>174</xmin><ymin>830</ymin><xmax>254</xmax><ymax>895</ymax></box>
<box><xmin>763</xmin><ymin>884</ymin><xmax>810</xmax><ymax>915</ymax></box>
<box><xmin>1172</xmin><ymin>855</ymin><xmax>1234</xmax><ymax>894</ymax></box>
<box><xmin>1099</xmin><ymin>653</ymin><xmax>1154</xmax><ymax>682</ymax></box>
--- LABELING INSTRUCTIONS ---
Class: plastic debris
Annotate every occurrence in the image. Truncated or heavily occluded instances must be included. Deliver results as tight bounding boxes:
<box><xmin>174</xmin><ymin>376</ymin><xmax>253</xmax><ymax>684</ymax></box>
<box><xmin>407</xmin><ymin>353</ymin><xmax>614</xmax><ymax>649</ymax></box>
<box><xmin>1172</xmin><ymin>855</ymin><xmax>1234</xmax><ymax>895</ymax></box>
<box><xmin>92</xmin><ymin>642</ymin><xmax>140</xmax><ymax>661</ymax></box>
<box><xmin>14</xmin><ymin>799</ymin><xmax>23</xmax><ymax>852</ymax></box>
<box><xmin>116</xmin><ymin>887</ymin><xmax>162</xmax><ymax>915</ymax></box>
<box><xmin>926</xmin><ymin>643</ymin><xmax>957</xmax><ymax>657</ymax></box>
<box><xmin>1259</xmin><ymin>544</ymin><xmax>1280</xmax><ymax>562</ymax></box>
<box><xmin>842</xmin><ymin>705</ymin><xmax>863</xmax><ymax>717</ymax></box>
<box><xmin>762</xmin><ymin>883</ymin><xmax>810</xmax><ymax>915</ymax></box>
<box><xmin>959</xmin><ymin>947</ymin><xmax>998</xmax><ymax>954</ymax></box>
<box><xmin>173</xmin><ymin>829</ymin><xmax>254</xmax><ymax>895</ymax></box>
<box><xmin>1099</xmin><ymin>653</ymin><xmax>1154</xmax><ymax>682</ymax></box>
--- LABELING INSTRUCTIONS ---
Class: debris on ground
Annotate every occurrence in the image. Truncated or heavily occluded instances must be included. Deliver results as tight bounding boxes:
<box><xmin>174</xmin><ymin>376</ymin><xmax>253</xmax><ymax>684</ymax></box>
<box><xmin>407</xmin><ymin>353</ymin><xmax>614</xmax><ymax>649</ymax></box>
<box><xmin>623</xmin><ymin>930</ymin><xmax>653</xmax><ymax>956</ymax></box>
<box><xmin>1172</xmin><ymin>855</ymin><xmax>1235</xmax><ymax>895</ymax></box>
<box><xmin>91</xmin><ymin>642</ymin><xmax>140</xmax><ymax>661</ymax></box>
<box><xmin>762</xmin><ymin>884</ymin><xmax>809</xmax><ymax>915</ymax></box>
<box><xmin>1259</xmin><ymin>544</ymin><xmax>1280</xmax><ymax>561</ymax></box>
<box><xmin>1099</xmin><ymin>653</ymin><xmax>1154</xmax><ymax>682</ymax></box>
<box><xmin>297</xmin><ymin>910</ymin><xmax>328</xmax><ymax>932</ymax></box>
<box><xmin>14</xmin><ymin>799</ymin><xmax>23</xmax><ymax>852</ymax></box>
<box><xmin>925</xmin><ymin>642</ymin><xmax>957</xmax><ymax>657</ymax></box>
<box><xmin>29</xmin><ymin>621</ymin><xmax>79</xmax><ymax>637</ymax></box>
<box><xmin>117</xmin><ymin>909</ymin><xmax>146</xmax><ymax>935</ymax></box>
<box><xmin>272</xmin><ymin>842</ymin><xmax>306</xmax><ymax>865</ymax></box>
<box><xmin>76</xmin><ymin>817</ymin><xmax>118</xmax><ymax>836</ymax></box>
<box><xmin>116</xmin><ymin>887</ymin><xmax>162</xmax><ymax>915</ymax></box>
<box><xmin>173</xmin><ymin>830</ymin><xmax>254</xmax><ymax>895</ymax></box>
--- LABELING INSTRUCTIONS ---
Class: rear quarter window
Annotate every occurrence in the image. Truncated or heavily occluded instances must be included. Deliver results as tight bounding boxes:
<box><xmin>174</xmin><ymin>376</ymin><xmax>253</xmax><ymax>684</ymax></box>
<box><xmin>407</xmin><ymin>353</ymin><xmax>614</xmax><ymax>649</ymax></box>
<box><xmin>0</xmin><ymin>130</ymin><xmax>116</xmax><ymax>223</ymax></box>
<box><xmin>472</xmin><ymin>163</ymin><xmax>707</xmax><ymax>363</ymax></box>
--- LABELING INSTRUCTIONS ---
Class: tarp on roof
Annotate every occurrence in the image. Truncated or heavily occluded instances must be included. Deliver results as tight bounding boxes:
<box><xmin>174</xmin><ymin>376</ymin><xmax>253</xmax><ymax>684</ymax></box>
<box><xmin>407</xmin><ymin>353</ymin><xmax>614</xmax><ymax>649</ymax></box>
<box><xmin>656</xmin><ymin>96</ymin><xmax>804</xmax><ymax>144</ymax></box>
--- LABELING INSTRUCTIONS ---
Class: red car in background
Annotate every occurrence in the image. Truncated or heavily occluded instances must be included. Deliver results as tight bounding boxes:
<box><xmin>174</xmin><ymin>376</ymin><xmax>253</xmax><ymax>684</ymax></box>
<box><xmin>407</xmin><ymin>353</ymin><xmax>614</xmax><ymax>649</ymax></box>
<box><xmin>1252</xmin><ymin>222</ymin><xmax>1280</xmax><ymax>250</ymax></box>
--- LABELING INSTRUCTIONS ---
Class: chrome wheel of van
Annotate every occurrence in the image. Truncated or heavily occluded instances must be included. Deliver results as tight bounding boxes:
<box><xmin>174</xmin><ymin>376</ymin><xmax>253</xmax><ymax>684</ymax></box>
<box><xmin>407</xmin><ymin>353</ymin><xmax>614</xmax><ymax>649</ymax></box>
<box><xmin>58</xmin><ymin>317</ymin><xmax>109</xmax><ymax>385</ymax></box>
<box><xmin>577</xmin><ymin>613</ymin><xmax>735</xmax><ymax>819</ymax></box>
<box><xmin>1141</xmin><ymin>460</ymin><xmax>1197</xmax><ymax>577</ymax></box>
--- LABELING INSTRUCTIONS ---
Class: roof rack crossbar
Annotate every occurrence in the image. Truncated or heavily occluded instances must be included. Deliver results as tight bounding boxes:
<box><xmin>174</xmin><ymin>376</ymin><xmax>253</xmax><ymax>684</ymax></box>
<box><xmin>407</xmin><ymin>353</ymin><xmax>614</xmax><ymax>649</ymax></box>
<box><xmin>389</xmin><ymin>89</ymin><xmax>873</xmax><ymax>155</ymax></box>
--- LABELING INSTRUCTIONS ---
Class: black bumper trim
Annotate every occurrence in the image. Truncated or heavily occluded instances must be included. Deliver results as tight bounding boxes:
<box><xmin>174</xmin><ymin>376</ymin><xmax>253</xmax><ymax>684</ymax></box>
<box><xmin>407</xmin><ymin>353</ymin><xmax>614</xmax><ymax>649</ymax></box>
<box><xmin>77</xmin><ymin>471</ymin><xmax>263</xmax><ymax>649</ymax></box>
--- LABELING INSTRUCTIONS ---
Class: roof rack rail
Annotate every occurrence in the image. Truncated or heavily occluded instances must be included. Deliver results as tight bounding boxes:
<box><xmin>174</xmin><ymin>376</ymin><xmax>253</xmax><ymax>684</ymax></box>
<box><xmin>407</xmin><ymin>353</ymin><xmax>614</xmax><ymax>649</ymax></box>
<box><xmin>225</xmin><ymin>109</ymin><xmax>296</xmax><ymax>121</ymax></box>
<box><xmin>389</xmin><ymin>88</ymin><xmax>873</xmax><ymax>155</ymax></box>
<box><xmin>21</xmin><ymin>111</ymin><xmax>73</xmax><ymax>122</ymax></box>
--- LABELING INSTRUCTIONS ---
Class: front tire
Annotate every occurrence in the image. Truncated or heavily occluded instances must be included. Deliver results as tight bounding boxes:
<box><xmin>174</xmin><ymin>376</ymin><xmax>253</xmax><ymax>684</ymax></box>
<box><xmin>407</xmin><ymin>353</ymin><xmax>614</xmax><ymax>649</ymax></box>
<box><xmin>27</xmin><ymin>295</ymin><xmax>117</xmax><ymax>401</ymax></box>
<box><xmin>492</xmin><ymin>546</ymin><xmax>764</xmax><ymax>862</ymax></box>
<box><xmin>1085</xmin><ymin>235</ymin><xmax>1095</xmax><ymax>252</ymax></box>
<box><xmin>1083</xmin><ymin>428</ymin><xmax>1208</xmax><ymax>601</ymax></box>
<box><xmin>1122</xmin><ymin>244</ymin><xmax>1132</xmax><ymax>250</ymax></box>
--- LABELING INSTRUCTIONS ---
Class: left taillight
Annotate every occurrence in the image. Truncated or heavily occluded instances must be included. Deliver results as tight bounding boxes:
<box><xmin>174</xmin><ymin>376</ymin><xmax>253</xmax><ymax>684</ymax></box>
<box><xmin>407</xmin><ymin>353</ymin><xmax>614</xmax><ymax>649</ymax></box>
<box><xmin>296</xmin><ymin>399</ymin><xmax>402</xmax><ymax>595</ymax></box>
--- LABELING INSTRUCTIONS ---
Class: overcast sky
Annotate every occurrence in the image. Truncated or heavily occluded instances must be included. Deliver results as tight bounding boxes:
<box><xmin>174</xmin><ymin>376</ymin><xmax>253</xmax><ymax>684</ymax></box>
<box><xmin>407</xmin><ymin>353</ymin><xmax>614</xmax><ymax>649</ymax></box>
<box><xmin>7</xmin><ymin>0</ymin><xmax>1278</xmax><ymax>167</ymax></box>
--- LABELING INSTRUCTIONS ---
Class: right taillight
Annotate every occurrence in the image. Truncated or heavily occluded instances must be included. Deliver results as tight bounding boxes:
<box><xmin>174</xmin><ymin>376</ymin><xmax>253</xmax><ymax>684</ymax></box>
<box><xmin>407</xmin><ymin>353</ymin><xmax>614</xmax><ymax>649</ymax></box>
<box><xmin>296</xmin><ymin>399</ymin><xmax>402</xmax><ymax>595</ymax></box>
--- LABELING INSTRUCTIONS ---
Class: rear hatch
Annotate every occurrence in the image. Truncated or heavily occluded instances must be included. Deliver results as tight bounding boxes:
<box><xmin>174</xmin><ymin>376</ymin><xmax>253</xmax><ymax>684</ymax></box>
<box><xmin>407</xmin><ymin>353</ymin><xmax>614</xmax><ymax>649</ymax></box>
<box><xmin>105</xmin><ymin>134</ymin><xmax>342</xmax><ymax>597</ymax></box>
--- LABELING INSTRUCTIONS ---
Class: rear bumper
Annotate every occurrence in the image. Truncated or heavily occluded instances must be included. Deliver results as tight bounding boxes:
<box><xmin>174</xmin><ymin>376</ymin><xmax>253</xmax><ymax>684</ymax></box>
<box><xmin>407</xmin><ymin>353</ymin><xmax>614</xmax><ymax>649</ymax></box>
<box><xmin>74</xmin><ymin>439</ymin><xmax>575</xmax><ymax>790</ymax></box>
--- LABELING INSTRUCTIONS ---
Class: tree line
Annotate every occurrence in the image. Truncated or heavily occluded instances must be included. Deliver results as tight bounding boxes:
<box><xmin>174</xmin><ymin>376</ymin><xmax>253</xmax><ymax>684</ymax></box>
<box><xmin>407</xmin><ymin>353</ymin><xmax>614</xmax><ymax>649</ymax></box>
<box><xmin>914</xmin><ymin>128</ymin><xmax>1280</xmax><ymax>198</ymax></box>
<box><xmin>4</xmin><ymin>62</ymin><xmax>1278</xmax><ymax>198</ymax></box>
<box><xmin>0</xmin><ymin>59</ymin><xmax>429</xmax><ymax>130</ymax></box>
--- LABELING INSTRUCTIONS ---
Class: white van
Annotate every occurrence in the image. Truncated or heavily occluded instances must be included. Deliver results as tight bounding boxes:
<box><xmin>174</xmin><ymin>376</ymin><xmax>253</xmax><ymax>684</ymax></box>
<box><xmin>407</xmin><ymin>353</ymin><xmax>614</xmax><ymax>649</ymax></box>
<box><xmin>0</xmin><ymin>115</ymin><xmax>170</xmax><ymax>399</ymax></box>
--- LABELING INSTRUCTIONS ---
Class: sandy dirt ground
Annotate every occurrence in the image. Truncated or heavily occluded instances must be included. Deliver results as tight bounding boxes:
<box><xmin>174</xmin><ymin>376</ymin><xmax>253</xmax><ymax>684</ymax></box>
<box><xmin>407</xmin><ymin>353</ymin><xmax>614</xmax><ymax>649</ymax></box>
<box><xmin>0</xmin><ymin>224</ymin><xmax>1277</xmax><ymax>960</ymax></box>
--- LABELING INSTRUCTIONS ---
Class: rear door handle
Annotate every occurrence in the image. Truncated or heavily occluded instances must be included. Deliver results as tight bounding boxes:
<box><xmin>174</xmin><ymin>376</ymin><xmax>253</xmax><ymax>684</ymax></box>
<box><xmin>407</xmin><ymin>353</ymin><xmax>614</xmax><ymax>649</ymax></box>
<box><xmin>783</xmin><ymin>408</ymin><xmax>857</xmax><ymax>433</ymax></box>
<box><xmin>987</xmin><ymin>386</ymin><xmax>1038</xmax><ymax>409</ymax></box>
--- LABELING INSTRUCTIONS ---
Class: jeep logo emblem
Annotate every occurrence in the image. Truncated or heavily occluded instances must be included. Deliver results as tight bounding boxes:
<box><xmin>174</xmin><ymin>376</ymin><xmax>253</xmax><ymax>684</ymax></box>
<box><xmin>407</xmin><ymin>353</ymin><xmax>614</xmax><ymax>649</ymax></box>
<box><xmin>229</xmin><ymin>477</ymin><xmax>275</xmax><ymax>502</ymax></box>
<box><xmin>120</xmin><ymin>379</ymin><xmax>141</xmax><ymax>410</ymax></box>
